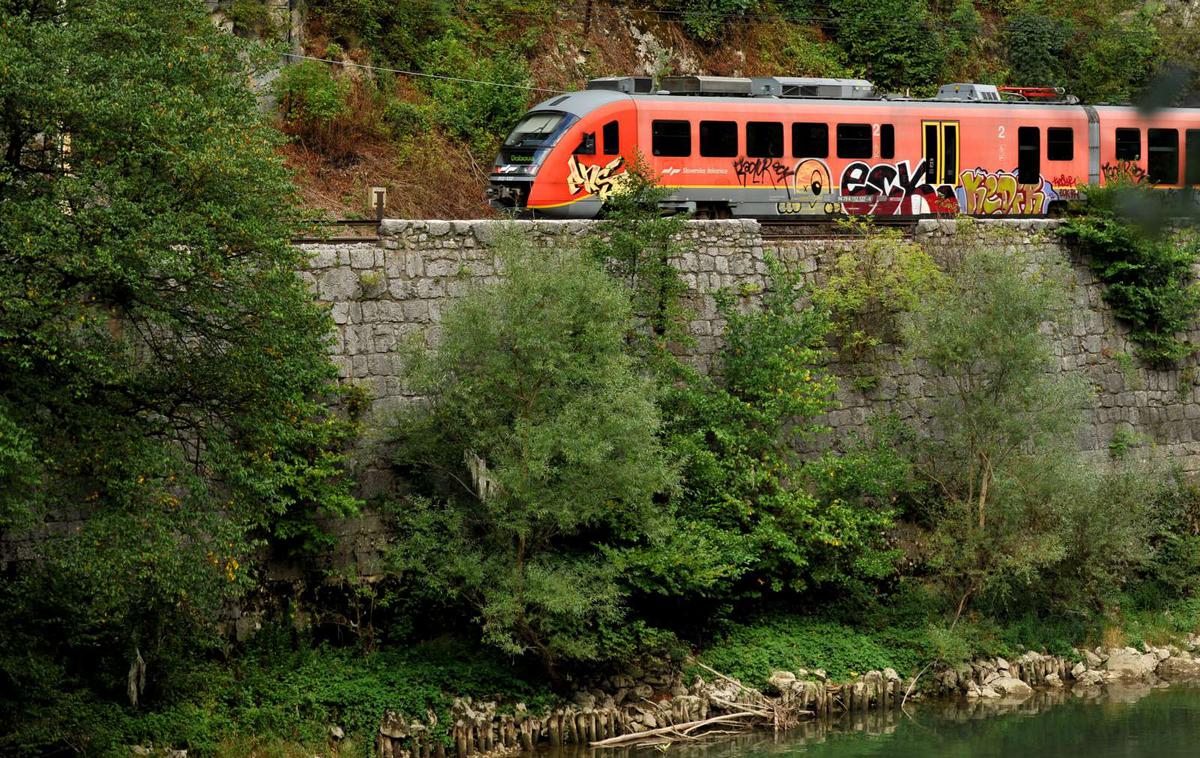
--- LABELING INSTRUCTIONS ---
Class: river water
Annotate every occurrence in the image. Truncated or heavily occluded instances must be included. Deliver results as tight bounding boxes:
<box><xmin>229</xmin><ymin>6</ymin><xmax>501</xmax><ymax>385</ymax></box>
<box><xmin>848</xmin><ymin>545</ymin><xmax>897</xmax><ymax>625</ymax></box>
<box><xmin>567</xmin><ymin>684</ymin><xmax>1200</xmax><ymax>758</ymax></box>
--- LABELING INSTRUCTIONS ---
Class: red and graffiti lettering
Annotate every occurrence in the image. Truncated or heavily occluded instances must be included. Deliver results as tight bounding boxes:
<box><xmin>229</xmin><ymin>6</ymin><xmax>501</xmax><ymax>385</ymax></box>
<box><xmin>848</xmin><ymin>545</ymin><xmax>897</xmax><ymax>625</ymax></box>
<box><xmin>839</xmin><ymin>159</ymin><xmax>955</xmax><ymax>215</ymax></box>
<box><xmin>1101</xmin><ymin>161</ymin><xmax>1148</xmax><ymax>185</ymax></box>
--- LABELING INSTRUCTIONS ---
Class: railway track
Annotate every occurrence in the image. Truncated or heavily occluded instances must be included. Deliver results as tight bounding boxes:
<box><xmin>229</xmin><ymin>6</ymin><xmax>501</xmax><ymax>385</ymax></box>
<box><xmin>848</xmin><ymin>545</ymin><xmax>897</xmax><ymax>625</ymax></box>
<box><xmin>289</xmin><ymin>217</ymin><xmax>931</xmax><ymax>243</ymax></box>
<box><xmin>758</xmin><ymin>218</ymin><xmax>919</xmax><ymax>240</ymax></box>
<box><xmin>291</xmin><ymin>219</ymin><xmax>380</xmax><ymax>243</ymax></box>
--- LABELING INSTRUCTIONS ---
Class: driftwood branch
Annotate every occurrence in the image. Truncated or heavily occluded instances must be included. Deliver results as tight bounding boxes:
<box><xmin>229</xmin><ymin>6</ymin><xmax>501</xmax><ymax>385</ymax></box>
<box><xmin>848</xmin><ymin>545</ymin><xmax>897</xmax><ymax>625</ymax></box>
<box><xmin>589</xmin><ymin>712</ymin><xmax>761</xmax><ymax>748</ymax></box>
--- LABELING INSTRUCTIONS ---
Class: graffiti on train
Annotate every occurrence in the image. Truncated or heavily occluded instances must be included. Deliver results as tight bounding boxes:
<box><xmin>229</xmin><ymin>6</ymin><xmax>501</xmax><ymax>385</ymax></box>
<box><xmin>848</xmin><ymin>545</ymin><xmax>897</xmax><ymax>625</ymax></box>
<box><xmin>733</xmin><ymin>157</ymin><xmax>793</xmax><ymax>190</ymax></box>
<box><xmin>566</xmin><ymin>155</ymin><xmax>626</xmax><ymax>199</ymax></box>
<box><xmin>1101</xmin><ymin>161</ymin><xmax>1149</xmax><ymax>185</ymax></box>
<box><xmin>839</xmin><ymin>159</ymin><xmax>958</xmax><ymax>215</ymax></box>
<box><xmin>957</xmin><ymin>168</ymin><xmax>1058</xmax><ymax>215</ymax></box>
<box><xmin>777</xmin><ymin>159</ymin><xmax>838</xmax><ymax>215</ymax></box>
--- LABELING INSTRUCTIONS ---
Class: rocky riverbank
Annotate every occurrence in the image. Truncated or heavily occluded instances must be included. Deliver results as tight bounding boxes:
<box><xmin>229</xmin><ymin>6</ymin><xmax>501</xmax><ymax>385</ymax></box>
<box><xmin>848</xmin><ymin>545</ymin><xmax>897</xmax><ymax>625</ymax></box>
<box><xmin>927</xmin><ymin>633</ymin><xmax>1200</xmax><ymax>698</ymax></box>
<box><xmin>374</xmin><ymin>633</ymin><xmax>1200</xmax><ymax>758</ymax></box>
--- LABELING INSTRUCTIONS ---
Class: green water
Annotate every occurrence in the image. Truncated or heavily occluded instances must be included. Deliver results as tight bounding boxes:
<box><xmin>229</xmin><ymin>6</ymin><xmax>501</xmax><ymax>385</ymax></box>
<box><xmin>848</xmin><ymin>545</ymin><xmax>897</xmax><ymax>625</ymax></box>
<box><xmin>584</xmin><ymin>684</ymin><xmax>1200</xmax><ymax>758</ymax></box>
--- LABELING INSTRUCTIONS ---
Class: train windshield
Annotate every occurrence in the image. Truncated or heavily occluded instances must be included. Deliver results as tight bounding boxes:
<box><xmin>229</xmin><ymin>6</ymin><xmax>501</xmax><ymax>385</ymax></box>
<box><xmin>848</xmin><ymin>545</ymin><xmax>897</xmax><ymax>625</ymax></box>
<box><xmin>504</xmin><ymin>112</ymin><xmax>570</xmax><ymax>148</ymax></box>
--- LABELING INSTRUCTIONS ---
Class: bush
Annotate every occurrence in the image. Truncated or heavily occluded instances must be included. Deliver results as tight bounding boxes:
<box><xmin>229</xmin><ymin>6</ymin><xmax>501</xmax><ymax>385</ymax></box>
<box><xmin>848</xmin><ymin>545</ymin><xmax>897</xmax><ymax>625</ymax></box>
<box><xmin>695</xmin><ymin>615</ymin><xmax>927</xmax><ymax>684</ymax></box>
<box><xmin>273</xmin><ymin>59</ymin><xmax>353</xmax><ymax>154</ymax></box>
<box><xmin>1067</xmin><ymin>8</ymin><xmax>1159</xmax><ymax>103</ymax></box>
<box><xmin>830</xmin><ymin>0</ymin><xmax>946</xmax><ymax>93</ymax></box>
<box><xmin>389</xmin><ymin>235</ymin><xmax>676</xmax><ymax>675</ymax></box>
<box><xmin>1060</xmin><ymin>185</ymin><xmax>1200</xmax><ymax>367</ymax></box>
<box><xmin>812</xmin><ymin>219</ymin><xmax>945</xmax><ymax>366</ymax></box>
<box><xmin>670</xmin><ymin>0</ymin><xmax>759</xmax><ymax>42</ymax></box>
<box><xmin>1005</xmin><ymin>8</ymin><xmax>1072</xmax><ymax>87</ymax></box>
<box><xmin>757</xmin><ymin>26</ymin><xmax>855</xmax><ymax>78</ymax></box>
<box><xmin>902</xmin><ymin>242</ymin><xmax>1094</xmax><ymax>617</ymax></box>
<box><xmin>382</xmin><ymin>99</ymin><xmax>431</xmax><ymax>139</ymax></box>
<box><xmin>423</xmin><ymin>37</ymin><xmax>531</xmax><ymax>156</ymax></box>
<box><xmin>637</xmin><ymin>257</ymin><xmax>899</xmax><ymax>608</ymax></box>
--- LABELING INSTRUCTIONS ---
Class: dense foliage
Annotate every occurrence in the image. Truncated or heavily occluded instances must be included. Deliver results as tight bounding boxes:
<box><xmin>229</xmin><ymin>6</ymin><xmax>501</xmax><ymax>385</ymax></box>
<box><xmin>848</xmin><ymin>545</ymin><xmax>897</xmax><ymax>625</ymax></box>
<box><xmin>6</xmin><ymin>3</ymin><xmax>1200</xmax><ymax>755</ymax></box>
<box><xmin>1060</xmin><ymin>185</ymin><xmax>1200</xmax><ymax>367</ymax></box>
<box><xmin>391</xmin><ymin>238</ymin><xmax>676</xmax><ymax>675</ymax></box>
<box><xmin>0</xmin><ymin>0</ymin><xmax>357</xmax><ymax>751</ymax></box>
<box><xmin>899</xmin><ymin>237</ymin><xmax>1195</xmax><ymax>622</ymax></box>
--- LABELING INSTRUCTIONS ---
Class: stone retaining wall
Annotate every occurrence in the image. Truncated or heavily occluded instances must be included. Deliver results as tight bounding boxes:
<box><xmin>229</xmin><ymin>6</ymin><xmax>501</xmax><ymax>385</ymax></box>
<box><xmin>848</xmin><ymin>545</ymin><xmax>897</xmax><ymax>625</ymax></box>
<box><xmin>300</xmin><ymin>217</ymin><xmax>1200</xmax><ymax>500</ymax></box>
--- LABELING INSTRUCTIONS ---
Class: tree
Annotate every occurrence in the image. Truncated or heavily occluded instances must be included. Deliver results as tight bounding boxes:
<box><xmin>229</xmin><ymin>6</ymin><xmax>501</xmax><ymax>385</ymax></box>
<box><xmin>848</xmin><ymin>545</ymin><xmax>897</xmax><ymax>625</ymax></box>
<box><xmin>902</xmin><ymin>238</ymin><xmax>1092</xmax><ymax>618</ymax></box>
<box><xmin>390</xmin><ymin>238</ymin><xmax>675</xmax><ymax>675</ymax></box>
<box><xmin>1005</xmin><ymin>8</ymin><xmax>1072</xmax><ymax>87</ymax></box>
<box><xmin>0</xmin><ymin>0</ymin><xmax>357</xmax><ymax>738</ymax></box>
<box><xmin>831</xmin><ymin>0</ymin><xmax>946</xmax><ymax>94</ymax></box>
<box><xmin>1067</xmin><ymin>8</ymin><xmax>1159</xmax><ymax>103</ymax></box>
<box><xmin>630</xmin><ymin>258</ymin><xmax>900</xmax><ymax>612</ymax></box>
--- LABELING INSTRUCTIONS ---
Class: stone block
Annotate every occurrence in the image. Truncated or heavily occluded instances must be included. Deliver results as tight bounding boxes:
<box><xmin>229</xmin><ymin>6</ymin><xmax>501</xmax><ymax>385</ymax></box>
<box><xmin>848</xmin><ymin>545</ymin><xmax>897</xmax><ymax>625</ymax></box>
<box><xmin>317</xmin><ymin>267</ymin><xmax>360</xmax><ymax>301</ymax></box>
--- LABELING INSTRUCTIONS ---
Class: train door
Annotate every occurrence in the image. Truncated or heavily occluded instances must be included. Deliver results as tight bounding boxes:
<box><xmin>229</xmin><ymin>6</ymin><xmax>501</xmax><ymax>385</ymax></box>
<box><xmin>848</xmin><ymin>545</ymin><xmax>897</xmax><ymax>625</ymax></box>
<box><xmin>921</xmin><ymin>120</ymin><xmax>960</xmax><ymax>186</ymax></box>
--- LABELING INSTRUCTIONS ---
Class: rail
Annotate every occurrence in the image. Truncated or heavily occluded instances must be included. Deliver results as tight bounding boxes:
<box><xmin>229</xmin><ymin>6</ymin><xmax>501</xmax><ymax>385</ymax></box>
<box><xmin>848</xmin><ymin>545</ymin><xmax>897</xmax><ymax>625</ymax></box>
<box><xmin>758</xmin><ymin>217</ymin><xmax>918</xmax><ymax>239</ymax></box>
<box><xmin>290</xmin><ymin>219</ymin><xmax>380</xmax><ymax>243</ymax></box>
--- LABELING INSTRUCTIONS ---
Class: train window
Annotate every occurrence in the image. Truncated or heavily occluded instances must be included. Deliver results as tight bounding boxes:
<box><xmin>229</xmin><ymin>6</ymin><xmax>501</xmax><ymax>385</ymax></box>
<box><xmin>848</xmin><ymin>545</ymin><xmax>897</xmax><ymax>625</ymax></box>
<box><xmin>880</xmin><ymin>124</ymin><xmax>895</xmax><ymax>159</ymax></box>
<box><xmin>699</xmin><ymin>121</ymin><xmax>738</xmax><ymax>157</ymax></box>
<box><xmin>603</xmin><ymin>120</ymin><xmax>620</xmax><ymax>155</ymax></box>
<box><xmin>504</xmin><ymin>112</ymin><xmax>567</xmax><ymax>147</ymax></box>
<box><xmin>1047</xmin><ymin>128</ymin><xmax>1073</xmax><ymax>161</ymax></box>
<box><xmin>837</xmin><ymin>123</ymin><xmax>872</xmax><ymax>158</ymax></box>
<box><xmin>1187</xmin><ymin>130</ymin><xmax>1200</xmax><ymax>185</ymax></box>
<box><xmin>1115</xmin><ymin>128</ymin><xmax>1141</xmax><ymax>161</ymax></box>
<box><xmin>1017</xmin><ymin>126</ymin><xmax>1040</xmax><ymax>185</ymax></box>
<box><xmin>652</xmin><ymin>120</ymin><xmax>691</xmax><ymax>157</ymax></box>
<box><xmin>1148</xmin><ymin>128</ymin><xmax>1179</xmax><ymax>184</ymax></box>
<box><xmin>924</xmin><ymin>123</ymin><xmax>938</xmax><ymax>174</ymax></box>
<box><xmin>941</xmin><ymin>123</ymin><xmax>958</xmax><ymax>184</ymax></box>
<box><xmin>574</xmin><ymin>132</ymin><xmax>595</xmax><ymax>155</ymax></box>
<box><xmin>792</xmin><ymin>123</ymin><xmax>828</xmax><ymax>158</ymax></box>
<box><xmin>747</xmin><ymin>122</ymin><xmax>784</xmax><ymax>158</ymax></box>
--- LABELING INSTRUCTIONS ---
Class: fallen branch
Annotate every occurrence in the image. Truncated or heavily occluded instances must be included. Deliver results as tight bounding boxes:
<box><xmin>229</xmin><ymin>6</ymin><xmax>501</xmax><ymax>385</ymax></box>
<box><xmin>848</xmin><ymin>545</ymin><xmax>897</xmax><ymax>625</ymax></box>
<box><xmin>691</xmin><ymin>661</ymin><xmax>765</xmax><ymax>699</ymax></box>
<box><xmin>589</xmin><ymin>712</ymin><xmax>760</xmax><ymax>748</ymax></box>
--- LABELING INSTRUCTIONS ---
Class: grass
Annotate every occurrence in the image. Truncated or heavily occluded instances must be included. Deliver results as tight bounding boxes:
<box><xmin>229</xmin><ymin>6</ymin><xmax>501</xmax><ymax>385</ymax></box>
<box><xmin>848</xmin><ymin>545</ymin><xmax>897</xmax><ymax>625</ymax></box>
<box><xmin>7</xmin><ymin>629</ymin><xmax>554</xmax><ymax>758</ymax></box>
<box><xmin>693</xmin><ymin>615</ymin><xmax>932</xmax><ymax>686</ymax></box>
<box><xmin>19</xmin><ymin>599</ymin><xmax>1200</xmax><ymax>756</ymax></box>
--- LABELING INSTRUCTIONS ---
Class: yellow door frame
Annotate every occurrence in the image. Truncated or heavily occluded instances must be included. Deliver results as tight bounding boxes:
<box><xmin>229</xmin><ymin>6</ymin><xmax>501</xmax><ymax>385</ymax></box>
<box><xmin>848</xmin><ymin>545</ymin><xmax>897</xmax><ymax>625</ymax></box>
<box><xmin>922</xmin><ymin>120</ymin><xmax>961</xmax><ymax>186</ymax></box>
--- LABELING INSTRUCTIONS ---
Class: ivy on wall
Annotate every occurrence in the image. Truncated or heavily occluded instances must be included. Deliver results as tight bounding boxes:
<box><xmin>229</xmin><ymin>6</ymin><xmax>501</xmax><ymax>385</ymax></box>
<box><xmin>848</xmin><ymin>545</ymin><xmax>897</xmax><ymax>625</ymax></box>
<box><xmin>1060</xmin><ymin>188</ymin><xmax>1200</xmax><ymax>368</ymax></box>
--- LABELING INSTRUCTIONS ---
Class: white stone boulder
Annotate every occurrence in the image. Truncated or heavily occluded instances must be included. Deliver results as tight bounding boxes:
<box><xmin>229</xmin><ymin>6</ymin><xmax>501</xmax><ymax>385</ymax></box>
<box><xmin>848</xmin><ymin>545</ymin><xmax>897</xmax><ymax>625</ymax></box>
<box><xmin>989</xmin><ymin>676</ymin><xmax>1034</xmax><ymax>698</ymax></box>
<box><xmin>1157</xmin><ymin>655</ymin><xmax>1200</xmax><ymax>681</ymax></box>
<box><xmin>1103</xmin><ymin>647</ymin><xmax>1160</xmax><ymax>680</ymax></box>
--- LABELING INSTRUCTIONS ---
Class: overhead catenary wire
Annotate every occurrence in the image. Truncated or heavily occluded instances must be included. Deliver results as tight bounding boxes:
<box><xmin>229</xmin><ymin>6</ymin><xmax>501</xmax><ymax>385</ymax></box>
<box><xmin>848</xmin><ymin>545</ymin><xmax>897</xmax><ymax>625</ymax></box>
<box><xmin>282</xmin><ymin>52</ymin><xmax>569</xmax><ymax>94</ymax></box>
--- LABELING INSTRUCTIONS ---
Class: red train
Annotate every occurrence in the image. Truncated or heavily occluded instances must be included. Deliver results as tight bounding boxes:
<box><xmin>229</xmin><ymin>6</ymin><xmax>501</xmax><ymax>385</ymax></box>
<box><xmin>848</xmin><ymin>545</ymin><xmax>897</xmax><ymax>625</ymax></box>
<box><xmin>487</xmin><ymin>76</ymin><xmax>1200</xmax><ymax>219</ymax></box>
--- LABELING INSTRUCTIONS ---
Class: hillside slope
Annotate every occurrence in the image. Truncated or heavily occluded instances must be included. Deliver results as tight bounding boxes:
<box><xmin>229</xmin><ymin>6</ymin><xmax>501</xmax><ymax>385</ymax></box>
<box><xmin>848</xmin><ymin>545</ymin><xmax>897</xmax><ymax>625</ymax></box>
<box><xmin>212</xmin><ymin>0</ymin><xmax>1200</xmax><ymax>219</ymax></box>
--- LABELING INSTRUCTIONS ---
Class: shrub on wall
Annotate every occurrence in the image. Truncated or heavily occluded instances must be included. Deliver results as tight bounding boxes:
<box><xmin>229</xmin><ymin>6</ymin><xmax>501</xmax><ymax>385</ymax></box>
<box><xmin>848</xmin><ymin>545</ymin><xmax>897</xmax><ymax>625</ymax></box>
<box><xmin>812</xmin><ymin>219</ymin><xmax>945</xmax><ymax>367</ymax></box>
<box><xmin>1059</xmin><ymin>185</ymin><xmax>1200</xmax><ymax>367</ymax></box>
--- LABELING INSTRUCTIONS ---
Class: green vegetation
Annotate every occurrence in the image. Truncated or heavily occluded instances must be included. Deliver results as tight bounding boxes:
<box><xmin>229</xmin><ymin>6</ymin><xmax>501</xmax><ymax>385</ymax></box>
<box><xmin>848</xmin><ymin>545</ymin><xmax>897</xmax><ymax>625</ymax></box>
<box><xmin>391</xmin><ymin>237</ymin><xmax>676</xmax><ymax>674</ymax></box>
<box><xmin>0</xmin><ymin>0</ymin><xmax>357</xmax><ymax>751</ymax></box>
<box><xmin>304</xmin><ymin>0</ymin><xmax>546</xmax><ymax>159</ymax></box>
<box><xmin>695</xmin><ymin>615</ymin><xmax>928</xmax><ymax>685</ymax></box>
<box><xmin>1060</xmin><ymin>185</ymin><xmax>1200</xmax><ymax>367</ymax></box>
<box><xmin>5</xmin><ymin>627</ymin><xmax>552</xmax><ymax>756</ymax></box>
<box><xmin>812</xmin><ymin>220</ymin><xmax>944</xmax><ymax>365</ymax></box>
<box><xmin>274</xmin><ymin>59</ymin><xmax>353</xmax><ymax>152</ymax></box>
<box><xmin>6</xmin><ymin>3</ymin><xmax>1200</xmax><ymax>755</ymax></box>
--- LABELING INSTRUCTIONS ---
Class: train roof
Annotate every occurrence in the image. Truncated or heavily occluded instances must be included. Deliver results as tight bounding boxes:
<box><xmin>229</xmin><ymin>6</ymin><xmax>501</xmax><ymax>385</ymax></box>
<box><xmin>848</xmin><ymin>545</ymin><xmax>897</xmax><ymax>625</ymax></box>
<box><xmin>528</xmin><ymin>78</ymin><xmax>1200</xmax><ymax>118</ymax></box>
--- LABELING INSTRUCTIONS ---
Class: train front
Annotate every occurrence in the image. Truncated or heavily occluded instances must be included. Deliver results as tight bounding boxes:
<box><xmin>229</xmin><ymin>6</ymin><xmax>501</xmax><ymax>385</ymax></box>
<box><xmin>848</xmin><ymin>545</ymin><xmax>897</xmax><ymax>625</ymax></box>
<box><xmin>488</xmin><ymin>90</ymin><xmax>630</xmax><ymax>218</ymax></box>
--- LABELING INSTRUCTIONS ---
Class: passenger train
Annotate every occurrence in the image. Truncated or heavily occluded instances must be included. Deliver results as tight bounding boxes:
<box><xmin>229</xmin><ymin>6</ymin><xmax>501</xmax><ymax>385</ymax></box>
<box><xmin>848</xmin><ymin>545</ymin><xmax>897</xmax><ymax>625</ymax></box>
<box><xmin>487</xmin><ymin>76</ymin><xmax>1200</xmax><ymax>219</ymax></box>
